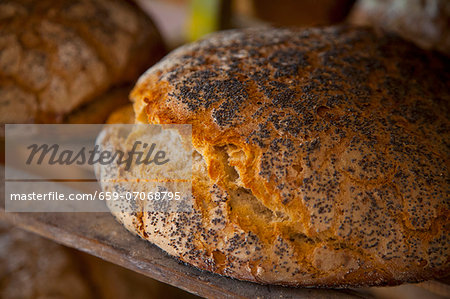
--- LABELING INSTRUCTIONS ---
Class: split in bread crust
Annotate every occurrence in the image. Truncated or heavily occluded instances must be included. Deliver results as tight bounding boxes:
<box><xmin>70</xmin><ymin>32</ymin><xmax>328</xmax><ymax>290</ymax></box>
<box><xmin>99</xmin><ymin>26</ymin><xmax>450</xmax><ymax>287</ymax></box>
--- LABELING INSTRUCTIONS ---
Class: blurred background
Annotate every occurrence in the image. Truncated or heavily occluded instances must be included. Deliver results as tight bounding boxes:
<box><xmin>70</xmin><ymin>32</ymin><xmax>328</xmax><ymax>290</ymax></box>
<box><xmin>0</xmin><ymin>0</ymin><xmax>449</xmax><ymax>298</ymax></box>
<box><xmin>138</xmin><ymin>0</ymin><xmax>356</xmax><ymax>48</ymax></box>
<box><xmin>137</xmin><ymin>0</ymin><xmax>449</xmax><ymax>55</ymax></box>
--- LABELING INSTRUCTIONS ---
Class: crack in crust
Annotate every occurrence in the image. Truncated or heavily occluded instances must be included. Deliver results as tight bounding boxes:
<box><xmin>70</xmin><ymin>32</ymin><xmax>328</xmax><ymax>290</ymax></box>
<box><xmin>105</xmin><ymin>26</ymin><xmax>450</xmax><ymax>286</ymax></box>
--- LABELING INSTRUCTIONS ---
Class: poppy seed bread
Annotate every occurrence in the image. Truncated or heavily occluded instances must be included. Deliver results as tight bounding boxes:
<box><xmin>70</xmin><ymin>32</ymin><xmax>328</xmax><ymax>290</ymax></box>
<box><xmin>99</xmin><ymin>26</ymin><xmax>450</xmax><ymax>287</ymax></box>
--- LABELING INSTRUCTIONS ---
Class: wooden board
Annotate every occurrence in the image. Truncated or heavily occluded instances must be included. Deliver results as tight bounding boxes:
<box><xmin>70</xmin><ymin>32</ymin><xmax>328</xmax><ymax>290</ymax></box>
<box><xmin>0</xmin><ymin>188</ymin><xmax>364</xmax><ymax>298</ymax></box>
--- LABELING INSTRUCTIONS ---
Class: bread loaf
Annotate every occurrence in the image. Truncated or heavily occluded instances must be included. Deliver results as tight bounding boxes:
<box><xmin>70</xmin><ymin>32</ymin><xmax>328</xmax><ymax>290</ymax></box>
<box><xmin>348</xmin><ymin>0</ymin><xmax>450</xmax><ymax>55</ymax></box>
<box><xmin>0</xmin><ymin>0</ymin><xmax>165</xmax><ymax>124</ymax></box>
<box><xmin>105</xmin><ymin>104</ymin><xmax>135</xmax><ymax>124</ymax></box>
<box><xmin>98</xmin><ymin>26</ymin><xmax>450</xmax><ymax>286</ymax></box>
<box><xmin>0</xmin><ymin>221</ymin><xmax>197</xmax><ymax>298</ymax></box>
<box><xmin>0</xmin><ymin>221</ymin><xmax>93</xmax><ymax>298</ymax></box>
<box><xmin>64</xmin><ymin>87</ymin><xmax>130</xmax><ymax>124</ymax></box>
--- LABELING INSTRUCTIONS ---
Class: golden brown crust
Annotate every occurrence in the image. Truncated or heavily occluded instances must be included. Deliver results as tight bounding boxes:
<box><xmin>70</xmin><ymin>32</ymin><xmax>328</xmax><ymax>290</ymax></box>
<box><xmin>105</xmin><ymin>104</ymin><xmax>135</xmax><ymax>124</ymax></box>
<box><xmin>0</xmin><ymin>0</ymin><xmax>166</xmax><ymax>124</ymax></box>
<box><xmin>107</xmin><ymin>26</ymin><xmax>450</xmax><ymax>286</ymax></box>
<box><xmin>64</xmin><ymin>87</ymin><xmax>130</xmax><ymax>124</ymax></box>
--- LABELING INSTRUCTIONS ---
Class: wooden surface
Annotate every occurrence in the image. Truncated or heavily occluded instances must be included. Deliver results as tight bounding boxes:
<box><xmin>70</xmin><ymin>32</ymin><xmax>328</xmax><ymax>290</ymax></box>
<box><xmin>0</xmin><ymin>189</ymin><xmax>364</xmax><ymax>298</ymax></box>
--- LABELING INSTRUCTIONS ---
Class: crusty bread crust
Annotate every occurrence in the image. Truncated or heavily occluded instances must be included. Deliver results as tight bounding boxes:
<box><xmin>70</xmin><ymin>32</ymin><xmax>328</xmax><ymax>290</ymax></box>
<box><xmin>105</xmin><ymin>104</ymin><xmax>135</xmax><ymax>124</ymax></box>
<box><xmin>64</xmin><ymin>87</ymin><xmax>130</xmax><ymax>124</ymax></box>
<box><xmin>0</xmin><ymin>0</ymin><xmax>165</xmax><ymax>124</ymax></box>
<box><xmin>106</xmin><ymin>27</ymin><xmax>450</xmax><ymax>286</ymax></box>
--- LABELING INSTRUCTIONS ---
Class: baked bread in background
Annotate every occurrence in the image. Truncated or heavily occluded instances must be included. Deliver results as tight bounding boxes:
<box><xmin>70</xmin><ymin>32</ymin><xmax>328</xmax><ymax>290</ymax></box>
<box><xmin>0</xmin><ymin>221</ymin><xmax>92</xmax><ymax>298</ymax></box>
<box><xmin>97</xmin><ymin>26</ymin><xmax>450</xmax><ymax>287</ymax></box>
<box><xmin>106</xmin><ymin>104</ymin><xmax>135</xmax><ymax>124</ymax></box>
<box><xmin>348</xmin><ymin>0</ymin><xmax>450</xmax><ymax>55</ymax></box>
<box><xmin>0</xmin><ymin>0</ymin><xmax>166</xmax><ymax>125</ymax></box>
<box><xmin>64</xmin><ymin>87</ymin><xmax>131</xmax><ymax>124</ymax></box>
<box><xmin>0</xmin><ymin>221</ymin><xmax>199</xmax><ymax>299</ymax></box>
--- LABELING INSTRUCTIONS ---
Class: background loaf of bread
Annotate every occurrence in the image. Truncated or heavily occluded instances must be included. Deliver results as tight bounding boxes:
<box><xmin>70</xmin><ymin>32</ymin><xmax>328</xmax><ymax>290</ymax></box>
<box><xmin>0</xmin><ymin>0</ymin><xmax>165</xmax><ymax>124</ymax></box>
